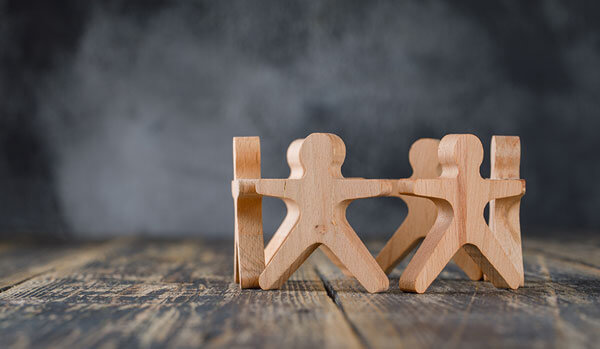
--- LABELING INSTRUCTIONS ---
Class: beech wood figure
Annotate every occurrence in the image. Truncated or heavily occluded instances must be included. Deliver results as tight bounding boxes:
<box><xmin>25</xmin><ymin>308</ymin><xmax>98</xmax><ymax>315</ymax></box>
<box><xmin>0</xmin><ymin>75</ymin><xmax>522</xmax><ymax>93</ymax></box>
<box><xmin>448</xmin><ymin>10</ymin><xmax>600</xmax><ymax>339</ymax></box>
<box><xmin>488</xmin><ymin>136</ymin><xmax>525</xmax><ymax>286</ymax></box>
<box><xmin>249</xmin><ymin>133</ymin><xmax>391</xmax><ymax>293</ymax></box>
<box><xmin>376</xmin><ymin>139</ymin><xmax>483</xmax><ymax>280</ymax></box>
<box><xmin>262</xmin><ymin>139</ymin><xmax>304</xmax><ymax>267</ymax></box>
<box><xmin>232</xmin><ymin>137</ymin><xmax>265</xmax><ymax>288</ymax></box>
<box><xmin>395</xmin><ymin>134</ymin><xmax>526</xmax><ymax>293</ymax></box>
<box><xmin>262</xmin><ymin>140</ymin><xmax>348</xmax><ymax>275</ymax></box>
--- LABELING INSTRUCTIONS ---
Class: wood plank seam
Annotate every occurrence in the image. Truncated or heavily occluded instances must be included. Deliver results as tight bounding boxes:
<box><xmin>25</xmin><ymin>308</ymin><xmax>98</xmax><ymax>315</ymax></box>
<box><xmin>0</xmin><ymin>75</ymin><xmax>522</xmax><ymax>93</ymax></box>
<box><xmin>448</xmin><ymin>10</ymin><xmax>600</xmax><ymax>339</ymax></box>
<box><xmin>314</xmin><ymin>267</ymin><xmax>371</xmax><ymax>349</ymax></box>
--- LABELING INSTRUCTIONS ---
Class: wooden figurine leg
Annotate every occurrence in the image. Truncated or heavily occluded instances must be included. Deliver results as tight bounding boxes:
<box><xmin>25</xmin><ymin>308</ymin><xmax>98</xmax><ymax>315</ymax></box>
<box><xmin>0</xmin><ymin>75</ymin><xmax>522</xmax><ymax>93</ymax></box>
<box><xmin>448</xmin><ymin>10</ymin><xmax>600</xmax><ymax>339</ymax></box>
<box><xmin>259</xmin><ymin>229</ymin><xmax>319</xmax><ymax>290</ymax></box>
<box><xmin>264</xmin><ymin>200</ymin><xmax>298</xmax><ymax>265</ymax></box>
<box><xmin>378</xmin><ymin>228</ymin><xmax>482</xmax><ymax>280</ymax></box>
<box><xmin>234</xmin><ymin>237</ymin><xmax>239</xmax><ymax>283</ymax></box>
<box><xmin>263</xmin><ymin>203</ymin><xmax>349</xmax><ymax>276</ymax></box>
<box><xmin>452</xmin><ymin>249</ymin><xmax>484</xmax><ymax>280</ymax></box>
<box><xmin>399</xmin><ymin>225</ymin><xmax>461</xmax><ymax>293</ymax></box>
<box><xmin>320</xmin><ymin>245</ymin><xmax>353</xmax><ymax>276</ymax></box>
<box><xmin>234</xmin><ymin>196</ymin><xmax>264</xmax><ymax>288</ymax></box>
<box><xmin>488</xmin><ymin>196</ymin><xmax>524</xmax><ymax>285</ymax></box>
<box><xmin>324</xmin><ymin>226</ymin><xmax>389</xmax><ymax>293</ymax></box>
<box><xmin>376</xmin><ymin>226</ymin><xmax>423</xmax><ymax>274</ymax></box>
<box><xmin>463</xmin><ymin>229</ymin><xmax>521</xmax><ymax>289</ymax></box>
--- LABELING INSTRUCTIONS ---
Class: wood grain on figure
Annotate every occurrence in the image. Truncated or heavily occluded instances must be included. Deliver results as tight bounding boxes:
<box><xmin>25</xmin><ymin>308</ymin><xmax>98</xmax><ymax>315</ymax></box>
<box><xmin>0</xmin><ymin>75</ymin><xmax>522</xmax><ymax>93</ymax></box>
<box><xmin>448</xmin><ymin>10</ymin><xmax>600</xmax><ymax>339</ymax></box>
<box><xmin>263</xmin><ymin>139</ymin><xmax>348</xmax><ymax>277</ymax></box>
<box><xmin>376</xmin><ymin>139</ymin><xmax>483</xmax><ymax>281</ymax></box>
<box><xmin>394</xmin><ymin>134</ymin><xmax>526</xmax><ymax>293</ymax></box>
<box><xmin>263</xmin><ymin>139</ymin><xmax>304</xmax><ymax>266</ymax></box>
<box><xmin>489</xmin><ymin>136</ymin><xmax>525</xmax><ymax>286</ymax></box>
<box><xmin>232</xmin><ymin>137</ymin><xmax>265</xmax><ymax>288</ymax></box>
<box><xmin>236</xmin><ymin>133</ymin><xmax>391</xmax><ymax>293</ymax></box>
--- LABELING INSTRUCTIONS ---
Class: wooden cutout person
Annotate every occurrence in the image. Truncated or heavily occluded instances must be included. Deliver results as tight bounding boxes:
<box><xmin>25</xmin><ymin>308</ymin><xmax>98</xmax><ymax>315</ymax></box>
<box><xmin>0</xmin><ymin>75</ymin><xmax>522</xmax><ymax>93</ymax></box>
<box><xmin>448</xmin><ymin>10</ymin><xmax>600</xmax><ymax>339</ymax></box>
<box><xmin>232</xmin><ymin>137</ymin><xmax>265</xmax><ymax>288</ymax></box>
<box><xmin>376</xmin><ymin>138</ymin><xmax>483</xmax><ymax>281</ymax></box>
<box><xmin>263</xmin><ymin>139</ymin><xmax>304</xmax><ymax>266</ymax></box>
<box><xmin>263</xmin><ymin>140</ymin><xmax>369</xmax><ymax>277</ymax></box>
<box><xmin>255</xmin><ymin>133</ymin><xmax>391</xmax><ymax>293</ymax></box>
<box><xmin>488</xmin><ymin>136</ymin><xmax>524</xmax><ymax>286</ymax></box>
<box><xmin>395</xmin><ymin>134</ymin><xmax>525</xmax><ymax>293</ymax></box>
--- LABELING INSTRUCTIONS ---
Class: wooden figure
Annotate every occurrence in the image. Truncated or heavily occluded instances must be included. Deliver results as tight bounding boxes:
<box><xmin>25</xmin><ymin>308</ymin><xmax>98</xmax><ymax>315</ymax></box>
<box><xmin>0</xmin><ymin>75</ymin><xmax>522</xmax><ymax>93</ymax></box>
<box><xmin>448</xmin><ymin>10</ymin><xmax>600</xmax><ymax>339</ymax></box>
<box><xmin>394</xmin><ymin>134</ymin><xmax>526</xmax><ymax>293</ymax></box>
<box><xmin>488</xmin><ymin>136</ymin><xmax>525</xmax><ymax>286</ymax></box>
<box><xmin>232</xmin><ymin>137</ymin><xmax>265</xmax><ymax>288</ymax></box>
<box><xmin>376</xmin><ymin>139</ymin><xmax>483</xmax><ymax>281</ymax></box>
<box><xmin>263</xmin><ymin>139</ymin><xmax>304</xmax><ymax>267</ymax></box>
<box><xmin>236</xmin><ymin>133</ymin><xmax>392</xmax><ymax>293</ymax></box>
<box><xmin>262</xmin><ymin>139</ymin><xmax>349</xmax><ymax>275</ymax></box>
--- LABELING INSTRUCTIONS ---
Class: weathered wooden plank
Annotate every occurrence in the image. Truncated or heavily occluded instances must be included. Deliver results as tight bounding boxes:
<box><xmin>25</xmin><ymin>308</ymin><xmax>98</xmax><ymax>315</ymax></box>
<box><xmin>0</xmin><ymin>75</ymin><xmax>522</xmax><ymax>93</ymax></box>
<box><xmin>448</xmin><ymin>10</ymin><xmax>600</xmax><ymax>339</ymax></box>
<box><xmin>524</xmin><ymin>236</ymin><xmax>600</xmax><ymax>269</ymax></box>
<box><xmin>0</xmin><ymin>237</ymin><xmax>598</xmax><ymax>349</ymax></box>
<box><xmin>0</xmin><ymin>242</ymin><xmax>72</xmax><ymax>285</ymax></box>
<box><xmin>0</xmin><ymin>239</ymin><xmax>363</xmax><ymax>349</ymax></box>
<box><xmin>522</xmin><ymin>251</ymin><xmax>600</xmax><ymax>348</ymax></box>
<box><xmin>313</xmin><ymin>239</ymin><xmax>600</xmax><ymax>349</ymax></box>
<box><xmin>0</xmin><ymin>239</ymin><xmax>127</xmax><ymax>291</ymax></box>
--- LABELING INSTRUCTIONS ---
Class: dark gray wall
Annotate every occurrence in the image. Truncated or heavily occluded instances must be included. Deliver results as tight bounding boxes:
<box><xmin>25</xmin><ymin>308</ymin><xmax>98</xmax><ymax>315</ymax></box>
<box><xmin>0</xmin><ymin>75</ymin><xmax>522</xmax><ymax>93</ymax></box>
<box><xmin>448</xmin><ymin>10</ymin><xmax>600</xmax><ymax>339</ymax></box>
<box><xmin>1</xmin><ymin>0</ymin><xmax>599</xmax><ymax>239</ymax></box>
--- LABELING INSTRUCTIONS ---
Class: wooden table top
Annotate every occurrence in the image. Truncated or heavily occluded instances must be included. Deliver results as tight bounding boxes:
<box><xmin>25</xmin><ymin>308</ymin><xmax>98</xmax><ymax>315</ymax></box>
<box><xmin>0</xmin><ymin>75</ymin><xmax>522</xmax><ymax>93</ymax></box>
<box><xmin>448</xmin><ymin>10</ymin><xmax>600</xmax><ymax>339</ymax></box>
<box><xmin>0</xmin><ymin>234</ymin><xmax>598</xmax><ymax>348</ymax></box>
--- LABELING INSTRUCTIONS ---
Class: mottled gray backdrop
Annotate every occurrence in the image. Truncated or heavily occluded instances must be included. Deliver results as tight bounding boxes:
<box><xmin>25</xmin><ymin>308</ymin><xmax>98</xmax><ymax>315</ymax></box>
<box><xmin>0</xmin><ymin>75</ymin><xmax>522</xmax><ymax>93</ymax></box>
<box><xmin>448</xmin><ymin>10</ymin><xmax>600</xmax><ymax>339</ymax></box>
<box><xmin>1</xmin><ymin>1</ymin><xmax>599</xmax><ymax>239</ymax></box>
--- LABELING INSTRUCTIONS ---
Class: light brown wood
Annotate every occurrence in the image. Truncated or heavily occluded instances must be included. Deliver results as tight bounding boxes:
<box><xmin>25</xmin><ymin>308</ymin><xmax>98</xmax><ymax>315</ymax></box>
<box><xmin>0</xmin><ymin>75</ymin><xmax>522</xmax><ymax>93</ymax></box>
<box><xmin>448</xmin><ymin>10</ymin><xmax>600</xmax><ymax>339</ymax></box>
<box><xmin>260</xmin><ymin>143</ymin><xmax>361</xmax><ymax>278</ymax></box>
<box><xmin>488</xmin><ymin>136</ymin><xmax>524</xmax><ymax>286</ymax></box>
<box><xmin>1</xmin><ymin>237</ymin><xmax>599</xmax><ymax>348</ymax></box>
<box><xmin>263</xmin><ymin>139</ymin><xmax>304</xmax><ymax>266</ymax></box>
<box><xmin>376</xmin><ymin>139</ymin><xmax>483</xmax><ymax>280</ymax></box>
<box><xmin>0</xmin><ymin>239</ymin><xmax>365</xmax><ymax>348</ymax></box>
<box><xmin>262</xmin><ymin>140</ymin><xmax>346</xmax><ymax>278</ymax></box>
<box><xmin>395</xmin><ymin>134</ymin><xmax>526</xmax><ymax>293</ymax></box>
<box><xmin>236</xmin><ymin>133</ymin><xmax>392</xmax><ymax>293</ymax></box>
<box><xmin>232</xmin><ymin>137</ymin><xmax>265</xmax><ymax>288</ymax></box>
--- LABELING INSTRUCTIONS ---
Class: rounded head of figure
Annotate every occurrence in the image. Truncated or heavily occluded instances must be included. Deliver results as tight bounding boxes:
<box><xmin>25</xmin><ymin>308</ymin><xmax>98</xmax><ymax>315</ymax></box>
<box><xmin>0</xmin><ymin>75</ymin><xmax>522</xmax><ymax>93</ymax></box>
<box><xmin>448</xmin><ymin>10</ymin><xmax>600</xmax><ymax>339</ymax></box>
<box><xmin>491</xmin><ymin>136</ymin><xmax>521</xmax><ymax>178</ymax></box>
<box><xmin>286</xmin><ymin>138</ymin><xmax>305</xmax><ymax>178</ymax></box>
<box><xmin>408</xmin><ymin>138</ymin><xmax>441</xmax><ymax>179</ymax></box>
<box><xmin>438</xmin><ymin>134</ymin><xmax>484</xmax><ymax>177</ymax></box>
<box><xmin>298</xmin><ymin>133</ymin><xmax>346</xmax><ymax>177</ymax></box>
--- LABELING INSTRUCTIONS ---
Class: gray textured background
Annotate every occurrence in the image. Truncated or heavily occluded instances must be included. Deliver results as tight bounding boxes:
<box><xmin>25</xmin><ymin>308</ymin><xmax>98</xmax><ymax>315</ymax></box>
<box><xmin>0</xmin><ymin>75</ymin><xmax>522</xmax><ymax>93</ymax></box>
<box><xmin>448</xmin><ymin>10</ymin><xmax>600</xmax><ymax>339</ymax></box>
<box><xmin>1</xmin><ymin>0</ymin><xmax>599</xmax><ymax>239</ymax></box>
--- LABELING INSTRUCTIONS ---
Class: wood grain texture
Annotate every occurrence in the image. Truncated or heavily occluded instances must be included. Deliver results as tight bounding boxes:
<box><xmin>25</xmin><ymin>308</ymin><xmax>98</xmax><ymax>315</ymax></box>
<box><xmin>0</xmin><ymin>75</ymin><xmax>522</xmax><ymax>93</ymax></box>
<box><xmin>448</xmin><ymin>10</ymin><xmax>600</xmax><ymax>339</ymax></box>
<box><xmin>395</xmin><ymin>134</ymin><xmax>526</xmax><ymax>293</ymax></box>
<box><xmin>376</xmin><ymin>138</ymin><xmax>482</xmax><ymax>280</ymax></box>
<box><xmin>0</xmin><ymin>236</ymin><xmax>597</xmax><ymax>348</ymax></box>
<box><xmin>232</xmin><ymin>137</ymin><xmax>265</xmax><ymax>288</ymax></box>
<box><xmin>0</xmin><ymin>239</ymin><xmax>127</xmax><ymax>291</ymax></box>
<box><xmin>235</xmin><ymin>133</ymin><xmax>392</xmax><ymax>293</ymax></box>
<box><xmin>313</xmin><ymin>238</ymin><xmax>600</xmax><ymax>349</ymax></box>
<box><xmin>489</xmin><ymin>136</ymin><xmax>524</xmax><ymax>286</ymax></box>
<box><xmin>0</xmin><ymin>239</ymin><xmax>362</xmax><ymax>349</ymax></box>
<box><xmin>524</xmin><ymin>233</ymin><xmax>600</xmax><ymax>269</ymax></box>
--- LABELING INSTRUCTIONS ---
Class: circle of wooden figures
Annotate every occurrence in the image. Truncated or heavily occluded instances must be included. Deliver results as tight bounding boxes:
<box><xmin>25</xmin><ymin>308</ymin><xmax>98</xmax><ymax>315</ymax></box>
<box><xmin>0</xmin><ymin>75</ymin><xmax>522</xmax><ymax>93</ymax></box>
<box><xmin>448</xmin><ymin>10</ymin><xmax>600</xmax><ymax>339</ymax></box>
<box><xmin>232</xmin><ymin>133</ymin><xmax>525</xmax><ymax>294</ymax></box>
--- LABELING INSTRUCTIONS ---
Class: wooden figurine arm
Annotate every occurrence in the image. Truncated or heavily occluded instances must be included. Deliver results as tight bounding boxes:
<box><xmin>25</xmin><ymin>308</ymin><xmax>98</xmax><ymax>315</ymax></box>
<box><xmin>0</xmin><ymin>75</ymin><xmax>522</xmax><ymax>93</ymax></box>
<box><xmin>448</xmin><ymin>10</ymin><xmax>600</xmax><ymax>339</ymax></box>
<box><xmin>488</xmin><ymin>179</ymin><xmax>526</xmax><ymax>200</ymax></box>
<box><xmin>255</xmin><ymin>179</ymin><xmax>300</xmax><ymax>200</ymax></box>
<box><xmin>336</xmin><ymin>179</ymin><xmax>394</xmax><ymax>201</ymax></box>
<box><xmin>396</xmin><ymin>178</ymin><xmax>451</xmax><ymax>200</ymax></box>
<box><xmin>232</xmin><ymin>179</ymin><xmax>260</xmax><ymax>199</ymax></box>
